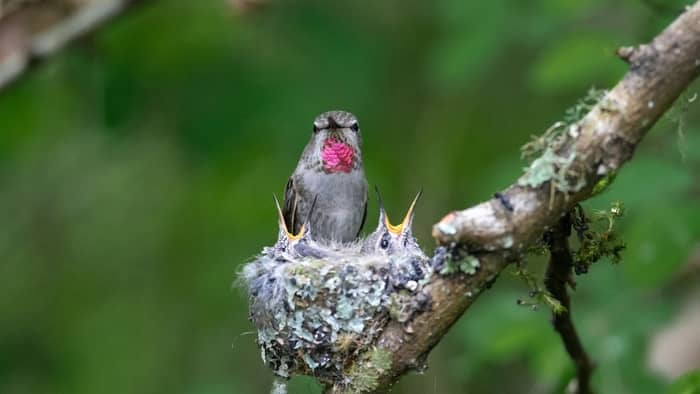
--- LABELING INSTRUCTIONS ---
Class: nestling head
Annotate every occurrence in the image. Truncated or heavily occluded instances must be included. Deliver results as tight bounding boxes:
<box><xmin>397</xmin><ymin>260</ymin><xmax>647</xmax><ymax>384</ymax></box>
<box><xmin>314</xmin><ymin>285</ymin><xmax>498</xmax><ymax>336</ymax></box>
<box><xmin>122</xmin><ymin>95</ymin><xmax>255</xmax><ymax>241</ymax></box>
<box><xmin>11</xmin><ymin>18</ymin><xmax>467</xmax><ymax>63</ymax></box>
<box><xmin>363</xmin><ymin>188</ymin><xmax>422</xmax><ymax>255</ymax></box>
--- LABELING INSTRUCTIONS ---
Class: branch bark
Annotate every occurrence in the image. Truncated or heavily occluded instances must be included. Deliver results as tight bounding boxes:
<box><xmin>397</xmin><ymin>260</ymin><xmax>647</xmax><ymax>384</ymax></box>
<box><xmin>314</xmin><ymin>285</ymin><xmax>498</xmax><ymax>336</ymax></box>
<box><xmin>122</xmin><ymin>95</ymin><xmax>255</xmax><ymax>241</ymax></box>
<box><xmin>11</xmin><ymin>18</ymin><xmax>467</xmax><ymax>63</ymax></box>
<box><xmin>0</xmin><ymin>0</ymin><xmax>147</xmax><ymax>90</ymax></box>
<box><xmin>3</xmin><ymin>1</ymin><xmax>699</xmax><ymax>391</ymax></box>
<box><xmin>333</xmin><ymin>3</ymin><xmax>700</xmax><ymax>392</ymax></box>
<box><xmin>545</xmin><ymin>214</ymin><xmax>594</xmax><ymax>394</ymax></box>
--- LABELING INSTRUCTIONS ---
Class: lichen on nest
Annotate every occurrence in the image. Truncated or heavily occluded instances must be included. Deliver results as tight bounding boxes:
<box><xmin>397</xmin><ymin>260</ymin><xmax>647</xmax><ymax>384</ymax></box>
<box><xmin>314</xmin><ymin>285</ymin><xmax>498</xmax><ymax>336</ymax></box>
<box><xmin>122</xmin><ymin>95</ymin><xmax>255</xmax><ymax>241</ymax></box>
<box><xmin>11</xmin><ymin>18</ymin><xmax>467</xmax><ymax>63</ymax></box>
<box><xmin>239</xmin><ymin>190</ymin><xmax>437</xmax><ymax>385</ymax></box>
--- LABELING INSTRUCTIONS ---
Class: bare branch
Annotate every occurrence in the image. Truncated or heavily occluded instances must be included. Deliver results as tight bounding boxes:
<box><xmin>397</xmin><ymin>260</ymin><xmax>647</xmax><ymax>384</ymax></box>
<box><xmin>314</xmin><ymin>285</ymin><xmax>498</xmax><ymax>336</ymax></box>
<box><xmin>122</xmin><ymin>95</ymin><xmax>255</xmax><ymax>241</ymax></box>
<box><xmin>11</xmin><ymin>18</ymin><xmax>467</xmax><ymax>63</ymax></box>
<box><xmin>328</xmin><ymin>3</ymin><xmax>700</xmax><ymax>392</ymax></box>
<box><xmin>5</xmin><ymin>1</ymin><xmax>699</xmax><ymax>391</ymax></box>
<box><xmin>0</xmin><ymin>0</ymin><xmax>148</xmax><ymax>90</ymax></box>
<box><xmin>433</xmin><ymin>3</ymin><xmax>700</xmax><ymax>250</ymax></box>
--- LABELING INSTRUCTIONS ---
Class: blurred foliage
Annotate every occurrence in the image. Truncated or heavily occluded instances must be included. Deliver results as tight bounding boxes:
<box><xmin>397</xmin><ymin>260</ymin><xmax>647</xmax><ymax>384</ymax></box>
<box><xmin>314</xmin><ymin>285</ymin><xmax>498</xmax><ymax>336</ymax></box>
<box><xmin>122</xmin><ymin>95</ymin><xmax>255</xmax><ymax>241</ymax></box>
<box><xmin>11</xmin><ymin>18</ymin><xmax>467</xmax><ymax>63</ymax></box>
<box><xmin>668</xmin><ymin>371</ymin><xmax>700</xmax><ymax>394</ymax></box>
<box><xmin>0</xmin><ymin>0</ymin><xmax>699</xmax><ymax>393</ymax></box>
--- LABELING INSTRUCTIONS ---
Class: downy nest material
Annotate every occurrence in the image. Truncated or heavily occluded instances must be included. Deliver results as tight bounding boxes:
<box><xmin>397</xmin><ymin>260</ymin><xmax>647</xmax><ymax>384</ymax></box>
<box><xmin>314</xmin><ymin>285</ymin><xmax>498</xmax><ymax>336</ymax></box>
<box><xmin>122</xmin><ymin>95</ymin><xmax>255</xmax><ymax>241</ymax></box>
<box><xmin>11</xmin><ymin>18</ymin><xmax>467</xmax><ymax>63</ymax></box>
<box><xmin>240</xmin><ymin>191</ymin><xmax>435</xmax><ymax>383</ymax></box>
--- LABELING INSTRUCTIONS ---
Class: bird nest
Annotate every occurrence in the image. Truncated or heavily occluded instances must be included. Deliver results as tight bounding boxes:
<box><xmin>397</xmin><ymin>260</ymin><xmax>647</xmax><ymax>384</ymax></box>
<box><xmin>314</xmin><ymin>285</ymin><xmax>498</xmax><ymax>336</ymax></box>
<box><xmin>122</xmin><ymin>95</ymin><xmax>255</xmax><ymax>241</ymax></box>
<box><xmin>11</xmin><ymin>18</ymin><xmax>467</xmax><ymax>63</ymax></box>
<box><xmin>240</xmin><ymin>192</ymin><xmax>436</xmax><ymax>385</ymax></box>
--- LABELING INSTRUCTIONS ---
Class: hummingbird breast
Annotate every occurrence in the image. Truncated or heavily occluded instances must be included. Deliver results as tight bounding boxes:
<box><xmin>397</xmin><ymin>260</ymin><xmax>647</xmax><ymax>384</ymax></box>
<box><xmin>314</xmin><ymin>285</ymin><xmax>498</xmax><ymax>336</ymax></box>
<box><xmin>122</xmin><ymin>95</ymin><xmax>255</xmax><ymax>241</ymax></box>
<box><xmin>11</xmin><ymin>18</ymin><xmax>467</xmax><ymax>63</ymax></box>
<box><xmin>294</xmin><ymin>168</ymin><xmax>367</xmax><ymax>243</ymax></box>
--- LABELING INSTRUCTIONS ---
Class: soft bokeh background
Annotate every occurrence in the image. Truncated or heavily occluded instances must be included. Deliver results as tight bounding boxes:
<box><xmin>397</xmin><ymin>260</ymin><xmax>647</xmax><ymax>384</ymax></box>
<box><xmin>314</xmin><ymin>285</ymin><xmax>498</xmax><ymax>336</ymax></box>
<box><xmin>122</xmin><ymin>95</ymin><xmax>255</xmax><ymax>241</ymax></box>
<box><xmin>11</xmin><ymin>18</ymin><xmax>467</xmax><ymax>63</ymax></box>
<box><xmin>1</xmin><ymin>1</ymin><xmax>699</xmax><ymax>393</ymax></box>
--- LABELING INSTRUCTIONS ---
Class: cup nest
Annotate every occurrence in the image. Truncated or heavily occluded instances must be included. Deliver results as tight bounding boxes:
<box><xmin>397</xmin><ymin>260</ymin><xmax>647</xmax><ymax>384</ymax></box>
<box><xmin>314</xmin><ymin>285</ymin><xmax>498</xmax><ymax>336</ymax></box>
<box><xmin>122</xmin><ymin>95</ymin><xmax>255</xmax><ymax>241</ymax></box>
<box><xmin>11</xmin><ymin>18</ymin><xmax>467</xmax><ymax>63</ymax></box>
<box><xmin>239</xmin><ymin>192</ymin><xmax>434</xmax><ymax>383</ymax></box>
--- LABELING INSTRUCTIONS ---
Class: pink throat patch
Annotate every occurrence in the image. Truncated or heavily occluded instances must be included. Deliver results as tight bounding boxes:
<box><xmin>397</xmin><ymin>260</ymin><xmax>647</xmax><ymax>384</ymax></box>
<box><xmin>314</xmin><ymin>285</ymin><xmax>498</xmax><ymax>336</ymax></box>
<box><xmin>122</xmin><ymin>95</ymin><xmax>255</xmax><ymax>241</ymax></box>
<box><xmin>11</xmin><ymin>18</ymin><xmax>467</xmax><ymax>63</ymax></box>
<box><xmin>321</xmin><ymin>138</ymin><xmax>354</xmax><ymax>173</ymax></box>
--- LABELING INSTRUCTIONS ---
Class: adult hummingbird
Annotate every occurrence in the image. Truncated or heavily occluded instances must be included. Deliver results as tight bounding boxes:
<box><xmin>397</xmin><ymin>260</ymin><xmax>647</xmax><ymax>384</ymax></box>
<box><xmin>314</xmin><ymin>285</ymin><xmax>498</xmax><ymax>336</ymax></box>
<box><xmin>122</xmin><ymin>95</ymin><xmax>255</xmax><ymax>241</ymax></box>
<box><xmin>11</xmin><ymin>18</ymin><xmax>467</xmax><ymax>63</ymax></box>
<box><xmin>283</xmin><ymin>110</ymin><xmax>368</xmax><ymax>243</ymax></box>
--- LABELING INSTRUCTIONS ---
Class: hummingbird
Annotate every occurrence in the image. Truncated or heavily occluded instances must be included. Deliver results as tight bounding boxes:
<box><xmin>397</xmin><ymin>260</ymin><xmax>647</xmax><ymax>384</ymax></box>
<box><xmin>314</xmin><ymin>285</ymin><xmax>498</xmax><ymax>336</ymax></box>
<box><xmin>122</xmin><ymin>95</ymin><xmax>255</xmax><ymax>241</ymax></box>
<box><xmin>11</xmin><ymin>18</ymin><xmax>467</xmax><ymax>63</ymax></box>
<box><xmin>283</xmin><ymin>110</ymin><xmax>368</xmax><ymax>243</ymax></box>
<box><xmin>362</xmin><ymin>187</ymin><xmax>422</xmax><ymax>255</ymax></box>
<box><xmin>273</xmin><ymin>194</ymin><xmax>327</xmax><ymax>259</ymax></box>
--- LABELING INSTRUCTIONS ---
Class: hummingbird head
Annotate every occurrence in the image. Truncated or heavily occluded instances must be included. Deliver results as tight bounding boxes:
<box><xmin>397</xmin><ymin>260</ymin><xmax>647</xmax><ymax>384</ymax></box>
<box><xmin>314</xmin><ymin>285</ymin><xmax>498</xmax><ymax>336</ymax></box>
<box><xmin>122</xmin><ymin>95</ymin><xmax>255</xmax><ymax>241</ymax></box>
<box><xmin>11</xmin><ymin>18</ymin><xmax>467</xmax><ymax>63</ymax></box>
<box><xmin>272</xmin><ymin>194</ymin><xmax>328</xmax><ymax>259</ymax></box>
<box><xmin>309</xmin><ymin>110</ymin><xmax>362</xmax><ymax>174</ymax></box>
<box><xmin>362</xmin><ymin>188</ymin><xmax>423</xmax><ymax>255</ymax></box>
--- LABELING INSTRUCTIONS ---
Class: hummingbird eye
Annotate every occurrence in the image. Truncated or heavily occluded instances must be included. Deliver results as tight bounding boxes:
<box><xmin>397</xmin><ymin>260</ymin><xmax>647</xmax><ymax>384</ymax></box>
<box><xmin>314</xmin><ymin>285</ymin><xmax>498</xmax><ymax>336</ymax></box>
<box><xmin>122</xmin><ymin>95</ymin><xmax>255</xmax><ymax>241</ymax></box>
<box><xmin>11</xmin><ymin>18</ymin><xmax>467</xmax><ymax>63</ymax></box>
<box><xmin>313</xmin><ymin>125</ymin><xmax>320</xmax><ymax>133</ymax></box>
<box><xmin>350</xmin><ymin>122</ymin><xmax>359</xmax><ymax>132</ymax></box>
<box><xmin>379</xmin><ymin>233</ymin><xmax>390</xmax><ymax>249</ymax></box>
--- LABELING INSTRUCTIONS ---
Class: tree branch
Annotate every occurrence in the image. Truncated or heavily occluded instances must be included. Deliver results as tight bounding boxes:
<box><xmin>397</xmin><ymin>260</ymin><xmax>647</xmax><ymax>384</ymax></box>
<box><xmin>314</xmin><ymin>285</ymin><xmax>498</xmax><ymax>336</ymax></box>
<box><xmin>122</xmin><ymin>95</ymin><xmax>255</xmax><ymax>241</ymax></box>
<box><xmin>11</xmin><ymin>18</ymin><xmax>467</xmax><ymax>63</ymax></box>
<box><xmin>545</xmin><ymin>214</ymin><xmax>594</xmax><ymax>394</ymax></box>
<box><xmin>0</xmin><ymin>0</ymin><xmax>147</xmax><ymax>90</ymax></box>
<box><xmin>332</xmin><ymin>3</ymin><xmax>700</xmax><ymax>392</ymax></box>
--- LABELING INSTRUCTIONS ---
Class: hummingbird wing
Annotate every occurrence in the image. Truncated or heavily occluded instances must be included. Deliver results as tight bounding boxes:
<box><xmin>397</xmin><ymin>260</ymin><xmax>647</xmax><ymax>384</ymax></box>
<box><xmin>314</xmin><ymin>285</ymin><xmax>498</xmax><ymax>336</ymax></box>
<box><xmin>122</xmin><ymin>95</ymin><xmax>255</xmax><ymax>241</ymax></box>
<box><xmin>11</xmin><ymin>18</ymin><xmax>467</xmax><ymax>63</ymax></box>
<box><xmin>282</xmin><ymin>177</ymin><xmax>300</xmax><ymax>234</ymax></box>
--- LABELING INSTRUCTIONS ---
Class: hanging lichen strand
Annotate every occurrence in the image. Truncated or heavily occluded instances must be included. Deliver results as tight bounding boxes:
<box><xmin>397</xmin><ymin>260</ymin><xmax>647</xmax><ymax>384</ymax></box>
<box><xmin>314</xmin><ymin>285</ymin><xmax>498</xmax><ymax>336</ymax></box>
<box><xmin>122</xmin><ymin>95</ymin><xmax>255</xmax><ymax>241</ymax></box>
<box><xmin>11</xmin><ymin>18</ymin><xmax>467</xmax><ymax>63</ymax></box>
<box><xmin>239</xmin><ymin>191</ymin><xmax>479</xmax><ymax>390</ymax></box>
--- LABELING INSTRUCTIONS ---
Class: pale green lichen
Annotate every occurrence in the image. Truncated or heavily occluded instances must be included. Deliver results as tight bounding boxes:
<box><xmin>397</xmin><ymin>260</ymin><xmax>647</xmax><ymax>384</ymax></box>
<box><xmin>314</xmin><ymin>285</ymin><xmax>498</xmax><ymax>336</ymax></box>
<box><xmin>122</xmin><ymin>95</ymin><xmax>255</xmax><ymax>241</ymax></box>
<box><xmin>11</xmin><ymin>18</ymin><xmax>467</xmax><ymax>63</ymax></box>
<box><xmin>439</xmin><ymin>254</ymin><xmax>480</xmax><ymax>275</ymax></box>
<box><xmin>519</xmin><ymin>88</ymin><xmax>608</xmax><ymax>196</ymax></box>
<box><xmin>518</xmin><ymin>147</ymin><xmax>585</xmax><ymax>194</ymax></box>
<box><xmin>521</xmin><ymin>88</ymin><xmax>607</xmax><ymax>161</ymax></box>
<box><xmin>458</xmin><ymin>255</ymin><xmax>481</xmax><ymax>275</ymax></box>
<box><xmin>521</xmin><ymin>121</ymin><xmax>567</xmax><ymax>161</ymax></box>
<box><xmin>345</xmin><ymin>347</ymin><xmax>392</xmax><ymax>393</ymax></box>
<box><xmin>389</xmin><ymin>290</ymin><xmax>423</xmax><ymax>323</ymax></box>
<box><xmin>563</xmin><ymin>88</ymin><xmax>608</xmax><ymax>125</ymax></box>
<box><xmin>240</xmin><ymin>210</ymin><xmax>433</xmax><ymax>385</ymax></box>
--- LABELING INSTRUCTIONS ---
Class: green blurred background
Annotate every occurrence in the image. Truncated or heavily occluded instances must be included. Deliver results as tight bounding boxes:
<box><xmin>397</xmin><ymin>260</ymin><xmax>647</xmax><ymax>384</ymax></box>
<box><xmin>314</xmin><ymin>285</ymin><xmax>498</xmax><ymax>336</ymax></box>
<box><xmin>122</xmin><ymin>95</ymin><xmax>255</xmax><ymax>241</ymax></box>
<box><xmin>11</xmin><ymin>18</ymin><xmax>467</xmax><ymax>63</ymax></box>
<box><xmin>1</xmin><ymin>1</ymin><xmax>699</xmax><ymax>393</ymax></box>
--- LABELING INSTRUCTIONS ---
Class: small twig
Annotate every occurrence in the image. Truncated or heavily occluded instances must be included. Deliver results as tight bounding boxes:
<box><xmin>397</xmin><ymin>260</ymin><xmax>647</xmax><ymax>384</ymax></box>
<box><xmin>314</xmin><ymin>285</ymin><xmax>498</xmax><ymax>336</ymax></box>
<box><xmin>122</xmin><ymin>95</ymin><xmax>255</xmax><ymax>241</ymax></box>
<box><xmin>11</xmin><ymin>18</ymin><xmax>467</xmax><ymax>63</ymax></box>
<box><xmin>544</xmin><ymin>214</ymin><xmax>595</xmax><ymax>394</ymax></box>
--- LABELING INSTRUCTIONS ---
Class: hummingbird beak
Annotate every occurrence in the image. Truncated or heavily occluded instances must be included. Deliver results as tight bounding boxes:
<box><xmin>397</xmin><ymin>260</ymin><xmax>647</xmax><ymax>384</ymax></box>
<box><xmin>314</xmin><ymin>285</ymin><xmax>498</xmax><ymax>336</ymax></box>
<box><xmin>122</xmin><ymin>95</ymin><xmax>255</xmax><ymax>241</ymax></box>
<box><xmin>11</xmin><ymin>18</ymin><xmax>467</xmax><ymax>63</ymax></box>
<box><xmin>273</xmin><ymin>194</ymin><xmax>306</xmax><ymax>241</ymax></box>
<box><xmin>375</xmin><ymin>187</ymin><xmax>422</xmax><ymax>235</ymax></box>
<box><xmin>327</xmin><ymin>116</ymin><xmax>340</xmax><ymax>130</ymax></box>
<box><xmin>375</xmin><ymin>186</ymin><xmax>388</xmax><ymax>228</ymax></box>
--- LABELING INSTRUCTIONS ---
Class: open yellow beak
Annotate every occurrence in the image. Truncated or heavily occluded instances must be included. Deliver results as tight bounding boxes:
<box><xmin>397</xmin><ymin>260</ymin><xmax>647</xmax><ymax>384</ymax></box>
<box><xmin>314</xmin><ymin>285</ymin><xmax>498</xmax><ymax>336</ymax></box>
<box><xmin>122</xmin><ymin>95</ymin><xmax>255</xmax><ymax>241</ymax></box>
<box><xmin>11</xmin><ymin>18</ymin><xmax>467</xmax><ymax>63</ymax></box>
<box><xmin>383</xmin><ymin>190</ymin><xmax>422</xmax><ymax>235</ymax></box>
<box><xmin>273</xmin><ymin>195</ymin><xmax>306</xmax><ymax>241</ymax></box>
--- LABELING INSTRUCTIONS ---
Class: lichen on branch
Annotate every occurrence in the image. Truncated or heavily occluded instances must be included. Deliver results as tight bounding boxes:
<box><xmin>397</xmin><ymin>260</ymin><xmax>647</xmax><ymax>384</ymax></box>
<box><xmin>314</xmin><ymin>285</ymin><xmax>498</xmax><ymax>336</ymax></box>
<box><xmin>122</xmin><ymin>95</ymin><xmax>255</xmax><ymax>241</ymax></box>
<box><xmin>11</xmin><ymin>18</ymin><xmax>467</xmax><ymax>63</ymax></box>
<box><xmin>241</xmin><ymin>3</ymin><xmax>700</xmax><ymax>392</ymax></box>
<box><xmin>390</xmin><ymin>4</ymin><xmax>700</xmax><ymax>392</ymax></box>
